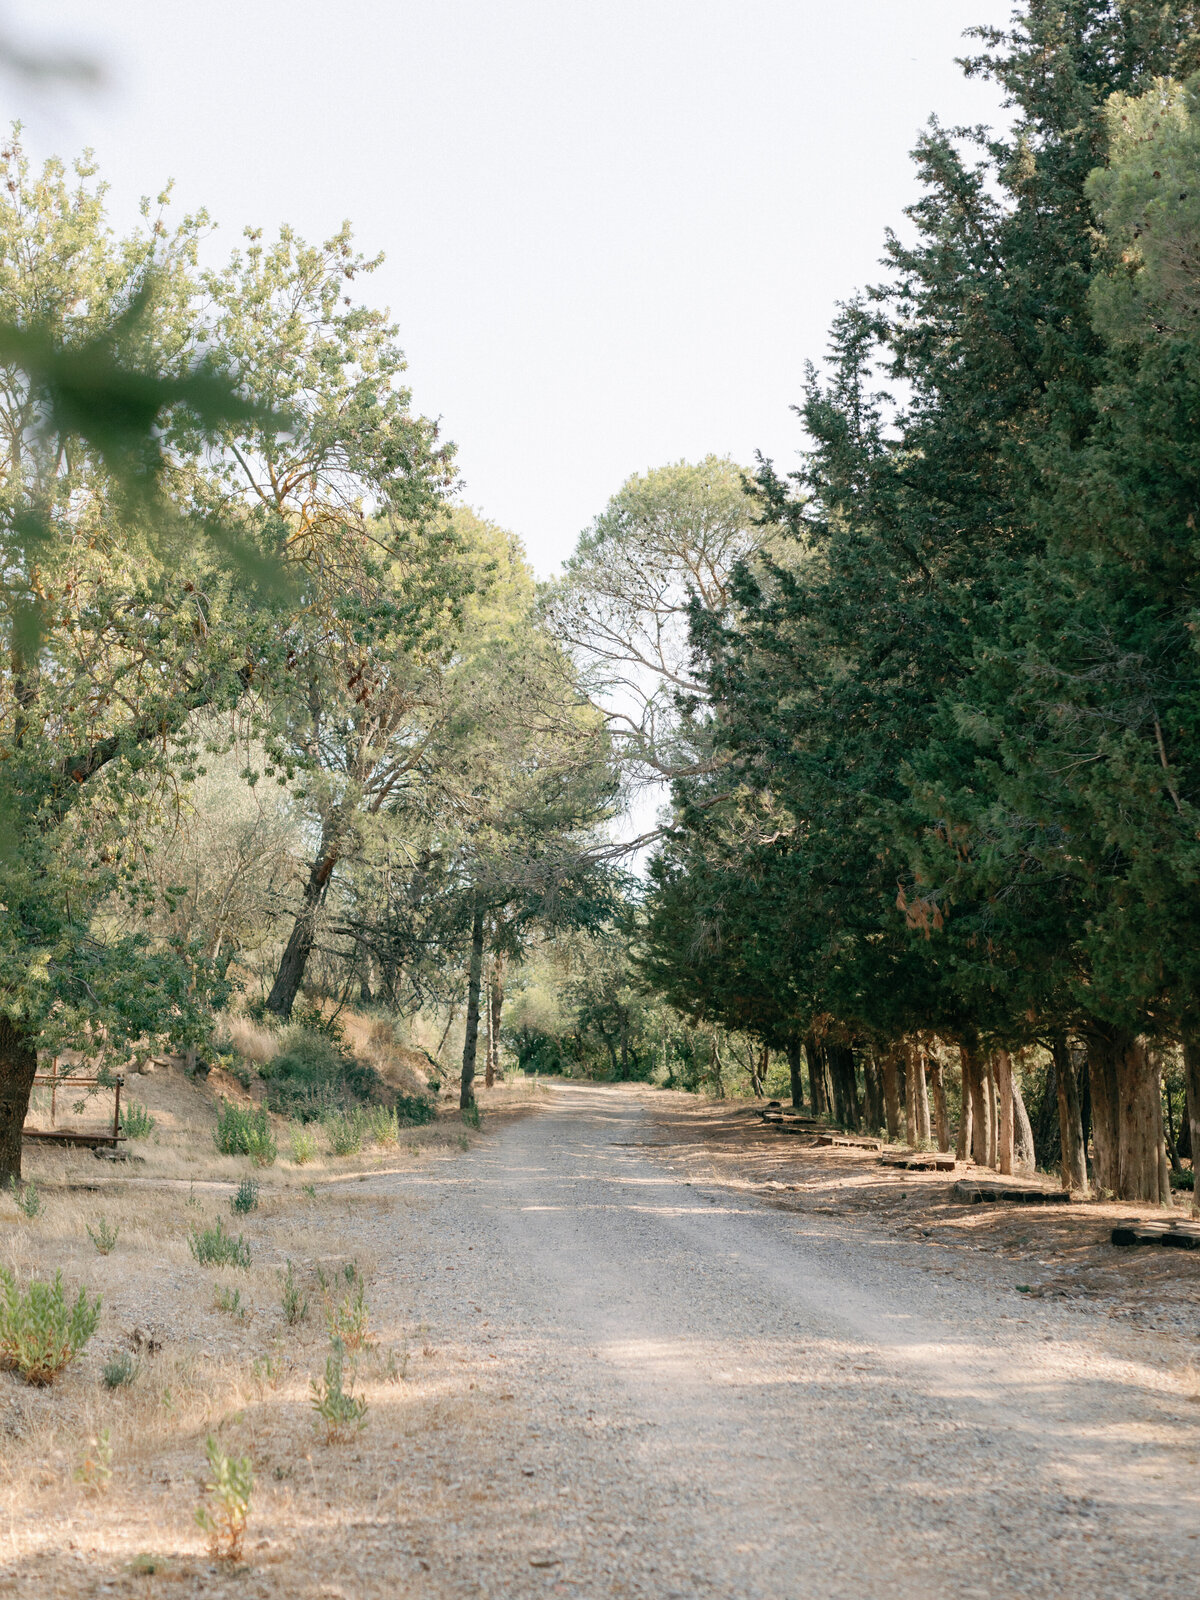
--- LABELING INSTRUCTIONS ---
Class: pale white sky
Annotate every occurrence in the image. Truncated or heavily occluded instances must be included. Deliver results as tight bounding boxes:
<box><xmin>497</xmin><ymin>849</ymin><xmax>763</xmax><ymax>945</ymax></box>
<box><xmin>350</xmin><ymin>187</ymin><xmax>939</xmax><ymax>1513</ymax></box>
<box><xmin>11</xmin><ymin>1</ymin><xmax>1012</xmax><ymax>575</ymax></box>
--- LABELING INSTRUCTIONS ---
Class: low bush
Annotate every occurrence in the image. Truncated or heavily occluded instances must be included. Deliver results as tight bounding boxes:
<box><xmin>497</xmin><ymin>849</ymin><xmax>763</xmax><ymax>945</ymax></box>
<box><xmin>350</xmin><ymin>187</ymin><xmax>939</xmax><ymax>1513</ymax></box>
<box><xmin>194</xmin><ymin>1434</ymin><xmax>254</xmax><ymax>1562</ymax></box>
<box><xmin>189</xmin><ymin>1219</ymin><xmax>251</xmax><ymax>1269</ymax></box>
<box><xmin>260</xmin><ymin>1025</ymin><xmax>380</xmax><ymax>1122</ymax></box>
<box><xmin>394</xmin><ymin>1093</ymin><xmax>435</xmax><ymax>1126</ymax></box>
<box><xmin>213</xmin><ymin>1100</ymin><xmax>277</xmax><ymax>1166</ymax></box>
<box><xmin>119</xmin><ymin>1100</ymin><xmax>155</xmax><ymax>1140</ymax></box>
<box><xmin>214</xmin><ymin>1285</ymin><xmax>245</xmax><ymax>1319</ymax></box>
<box><xmin>0</xmin><ymin>1268</ymin><xmax>101</xmax><ymax>1385</ymax></box>
<box><xmin>86</xmin><ymin>1216</ymin><xmax>120</xmax><ymax>1255</ymax></box>
<box><xmin>461</xmin><ymin>1102</ymin><xmax>480</xmax><ymax>1129</ymax></box>
<box><xmin>288</xmin><ymin>1122</ymin><xmax>319</xmax><ymax>1165</ymax></box>
<box><xmin>1170</xmin><ymin>1167</ymin><xmax>1195</xmax><ymax>1191</ymax></box>
<box><xmin>310</xmin><ymin>1339</ymin><xmax>368</xmax><ymax>1441</ymax></box>
<box><xmin>323</xmin><ymin>1109</ymin><xmax>364</xmax><ymax>1157</ymax></box>
<box><xmin>363</xmin><ymin>1105</ymin><xmax>399</xmax><ymax>1145</ymax></box>
<box><xmin>10</xmin><ymin>1180</ymin><xmax>41</xmax><ymax>1219</ymax></box>
<box><xmin>230</xmin><ymin>1177</ymin><xmax>259</xmax><ymax>1215</ymax></box>
<box><xmin>281</xmin><ymin>1260</ymin><xmax>308</xmax><ymax>1326</ymax></box>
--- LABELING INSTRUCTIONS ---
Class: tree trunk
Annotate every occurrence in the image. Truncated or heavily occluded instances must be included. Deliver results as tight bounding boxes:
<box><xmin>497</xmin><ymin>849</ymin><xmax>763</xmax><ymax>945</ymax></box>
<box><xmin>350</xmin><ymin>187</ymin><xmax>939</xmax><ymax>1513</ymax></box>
<box><xmin>862</xmin><ymin>1051</ymin><xmax>884</xmax><ymax>1132</ymax></box>
<box><xmin>995</xmin><ymin>1050</ymin><xmax>1015</xmax><ymax>1176</ymax></box>
<box><xmin>0</xmin><ymin>1014</ymin><xmax>39</xmax><ymax>1187</ymax></box>
<box><xmin>1115</xmin><ymin>1038</ymin><xmax>1170</xmax><ymax>1203</ymax></box>
<box><xmin>828</xmin><ymin>1043</ymin><xmax>860</xmax><ymax>1129</ymax></box>
<box><xmin>711</xmin><ymin>1032</ymin><xmax>724</xmax><ymax>1099</ymax></box>
<box><xmin>805</xmin><ymin>1035</ymin><xmax>828</xmax><ymax>1118</ymax></box>
<box><xmin>266</xmin><ymin>821</ymin><xmax>342</xmax><ymax>1020</ymax></box>
<box><xmin>1012</xmin><ymin>1069</ymin><xmax>1035</xmax><ymax>1175</ymax></box>
<box><xmin>485</xmin><ymin>955</ymin><xmax>505</xmax><ymax>1089</ymax></box>
<box><xmin>880</xmin><ymin>1049</ymin><xmax>902</xmax><ymax>1142</ymax></box>
<box><xmin>914</xmin><ymin>1049</ymin><xmax>931</xmax><ymax>1145</ymax></box>
<box><xmin>459</xmin><ymin>907</ymin><xmax>485</xmax><ymax>1111</ymax></box>
<box><xmin>751</xmin><ymin>1043</ymin><xmax>768</xmax><ymax>1099</ymax></box>
<box><xmin>619</xmin><ymin>1009</ymin><xmax>630</xmax><ymax>1082</ymax></box>
<box><xmin>903</xmin><ymin>1041</ymin><xmax>916</xmax><ymax>1146</ymax></box>
<box><xmin>1051</xmin><ymin>1034</ymin><xmax>1088</xmax><ymax>1194</ymax></box>
<box><xmin>927</xmin><ymin>1054</ymin><xmax>949</xmax><ymax>1151</ymax></box>
<box><xmin>984</xmin><ymin>1059</ymin><xmax>999</xmax><ymax>1168</ymax></box>
<box><xmin>1184</xmin><ymin>1041</ymin><xmax>1200</xmax><ymax>1218</ymax></box>
<box><xmin>787</xmin><ymin>1039</ymin><xmax>804</xmax><ymax>1110</ymax></box>
<box><xmin>962</xmin><ymin>1041</ymin><xmax>990</xmax><ymax>1167</ymax></box>
<box><xmin>1085</xmin><ymin>1024</ymin><xmax>1123</xmax><ymax>1194</ymax></box>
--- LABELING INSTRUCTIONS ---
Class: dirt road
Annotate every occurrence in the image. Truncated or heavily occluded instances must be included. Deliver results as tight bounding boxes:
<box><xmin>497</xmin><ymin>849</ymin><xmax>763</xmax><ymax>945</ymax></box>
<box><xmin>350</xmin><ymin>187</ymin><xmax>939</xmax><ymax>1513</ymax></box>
<box><xmin>379</xmin><ymin>1081</ymin><xmax>1199</xmax><ymax>1600</ymax></box>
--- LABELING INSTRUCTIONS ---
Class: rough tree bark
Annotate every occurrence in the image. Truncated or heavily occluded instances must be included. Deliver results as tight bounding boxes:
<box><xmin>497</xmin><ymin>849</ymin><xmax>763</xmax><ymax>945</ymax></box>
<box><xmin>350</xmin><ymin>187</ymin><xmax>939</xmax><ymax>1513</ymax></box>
<box><xmin>828</xmin><ymin>1043</ymin><xmax>860</xmax><ymax>1130</ymax></box>
<box><xmin>1012</xmin><ymin>1070</ymin><xmax>1036</xmax><ymax>1175</ymax></box>
<box><xmin>266</xmin><ymin>812</ymin><xmax>344</xmax><ymax>1020</ymax></box>
<box><xmin>485</xmin><ymin>954</ymin><xmax>505</xmax><ymax>1089</ymax></box>
<box><xmin>1051</xmin><ymin>1034</ymin><xmax>1088</xmax><ymax>1194</ymax></box>
<box><xmin>1085</xmin><ymin>1024</ymin><xmax>1123</xmax><ymax>1194</ymax></box>
<box><xmin>1115</xmin><ymin>1038</ymin><xmax>1170</xmax><ymax>1204</ymax></box>
<box><xmin>903</xmin><ymin>1041</ymin><xmax>916</xmax><ymax>1146</ymax></box>
<box><xmin>805</xmin><ymin>1035</ymin><xmax>829</xmax><ymax>1118</ymax></box>
<box><xmin>995</xmin><ymin>1050</ymin><xmax>1015</xmax><ymax>1176</ymax></box>
<box><xmin>962</xmin><ymin>1040</ymin><xmax>991</xmax><ymax>1168</ymax></box>
<box><xmin>0</xmin><ymin>1014</ymin><xmax>39</xmax><ymax>1187</ymax></box>
<box><xmin>862</xmin><ymin>1052</ymin><xmax>885</xmax><ymax>1133</ymax></box>
<box><xmin>459</xmin><ymin>907</ymin><xmax>485</xmax><ymax>1111</ymax></box>
<box><xmin>1184</xmin><ymin>1041</ymin><xmax>1200</xmax><ymax>1219</ymax></box>
<box><xmin>913</xmin><ymin>1049</ymin><xmax>931</xmax><ymax>1145</ymax></box>
<box><xmin>927</xmin><ymin>1054</ymin><xmax>949</xmax><ymax>1151</ymax></box>
<box><xmin>880</xmin><ymin>1049</ymin><xmax>902</xmax><ymax>1142</ymax></box>
<box><xmin>787</xmin><ymin>1039</ymin><xmax>804</xmax><ymax>1110</ymax></box>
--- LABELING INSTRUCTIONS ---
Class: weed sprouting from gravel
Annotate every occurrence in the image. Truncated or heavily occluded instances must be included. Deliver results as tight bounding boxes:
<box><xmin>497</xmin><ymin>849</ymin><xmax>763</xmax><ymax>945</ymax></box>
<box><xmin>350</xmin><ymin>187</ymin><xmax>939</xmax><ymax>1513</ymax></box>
<box><xmin>281</xmin><ymin>1260</ymin><xmax>308</xmax><ymax>1326</ymax></box>
<box><xmin>10</xmin><ymin>1180</ymin><xmax>41</xmax><ymax>1219</ymax></box>
<box><xmin>214</xmin><ymin>1285</ymin><xmax>246</xmax><ymax>1319</ymax></box>
<box><xmin>310</xmin><ymin>1338</ymin><xmax>369</xmax><ymax>1441</ymax></box>
<box><xmin>194</xmin><ymin>1434</ymin><xmax>253</xmax><ymax>1561</ymax></box>
<box><xmin>189</xmin><ymin>1219</ymin><xmax>251</xmax><ymax>1269</ymax></box>
<box><xmin>86</xmin><ymin>1215</ymin><xmax>120</xmax><ymax>1254</ymax></box>
<box><xmin>230</xmin><ymin>1177</ymin><xmax>260</xmax><ymax>1215</ymax></box>
<box><xmin>102</xmin><ymin>1350</ymin><xmax>139</xmax><ymax>1389</ymax></box>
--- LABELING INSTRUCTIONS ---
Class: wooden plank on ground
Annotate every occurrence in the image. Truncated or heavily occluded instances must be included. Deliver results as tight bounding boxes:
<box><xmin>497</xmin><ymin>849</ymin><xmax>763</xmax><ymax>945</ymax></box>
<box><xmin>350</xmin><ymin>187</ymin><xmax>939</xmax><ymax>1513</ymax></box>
<box><xmin>22</xmin><ymin>1129</ymin><xmax>124</xmax><ymax>1149</ymax></box>
<box><xmin>1111</xmin><ymin>1221</ymin><xmax>1200</xmax><ymax>1250</ymax></box>
<box><xmin>953</xmin><ymin>1178</ymin><xmax>1068</xmax><ymax>1205</ymax></box>
<box><xmin>879</xmin><ymin>1151</ymin><xmax>956</xmax><ymax>1171</ymax></box>
<box><xmin>816</xmin><ymin>1133</ymin><xmax>882</xmax><ymax>1151</ymax></box>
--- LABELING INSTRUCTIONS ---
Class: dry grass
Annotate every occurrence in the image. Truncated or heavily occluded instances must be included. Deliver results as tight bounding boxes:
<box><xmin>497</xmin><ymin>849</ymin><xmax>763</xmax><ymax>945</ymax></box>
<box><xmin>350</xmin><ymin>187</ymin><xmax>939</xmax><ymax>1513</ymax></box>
<box><xmin>214</xmin><ymin>1013</ymin><xmax>281</xmax><ymax>1066</ymax></box>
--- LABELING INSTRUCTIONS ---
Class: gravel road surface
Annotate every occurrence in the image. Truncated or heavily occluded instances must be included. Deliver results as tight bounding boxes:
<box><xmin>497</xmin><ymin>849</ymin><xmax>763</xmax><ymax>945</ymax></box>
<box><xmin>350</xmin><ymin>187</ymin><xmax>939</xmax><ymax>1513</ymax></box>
<box><xmin>371</xmin><ymin>1082</ymin><xmax>1200</xmax><ymax>1600</ymax></box>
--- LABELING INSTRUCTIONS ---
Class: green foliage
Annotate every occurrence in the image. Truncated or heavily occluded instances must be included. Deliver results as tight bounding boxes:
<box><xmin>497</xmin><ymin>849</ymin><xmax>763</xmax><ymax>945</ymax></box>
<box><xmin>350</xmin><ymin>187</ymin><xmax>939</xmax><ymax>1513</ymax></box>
<box><xmin>194</xmin><ymin>1434</ymin><xmax>254</xmax><ymax>1561</ymax></box>
<box><xmin>460</xmin><ymin>1103</ymin><xmax>480</xmax><ymax>1130</ymax></box>
<box><xmin>260</xmin><ymin>1028</ymin><xmax>379</xmax><ymax>1121</ymax></box>
<box><xmin>213</xmin><ymin>1101</ymin><xmax>276</xmax><ymax>1166</ymax></box>
<box><xmin>394</xmin><ymin>1094</ymin><xmax>434</xmax><ymax>1126</ymax></box>
<box><xmin>213</xmin><ymin>1285</ymin><xmax>245</xmax><ymax>1319</ymax></box>
<box><xmin>118</xmin><ymin>1100</ymin><xmax>155</xmax><ymax>1140</ymax></box>
<box><xmin>230</xmin><ymin>1177</ymin><xmax>259</xmax><ymax>1215</ymax></box>
<box><xmin>11</xmin><ymin>1180</ymin><xmax>41</xmax><ymax>1219</ymax></box>
<box><xmin>322</xmin><ymin>1109</ymin><xmax>364</xmax><ymax>1157</ymax></box>
<box><xmin>86</xmin><ymin>1215</ymin><xmax>120</xmax><ymax>1255</ymax></box>
<box><xmin>0</xmin><ymin>1268</ymin><xmax>101</xmax><ymax>1384</ymax></box>
<box><xmin>280</xmin><ymin>1260</ymin><xmax>308</xmax><ymax>1326</ymax></box>
<box><xmin>324</xmin><ymin>1278</ymin><xmax>368</xmax><ymax>1353</ymax></box>
<box><xmin>188</xmin><ymin>1219</ymin><xmax>251</xmax><ymax>1270</ymax></box>
<box><xmin>287</xmin><ymin>1122</ymin><xmax>319</xmax><ymax>1165</ymax></box>
<box><xmin>310</xmin><ymin>1339</ymin><xmax>369</xmax><ymax>1441</ymax></box>
<box><xmin>102</xmin><ymin>1350</ymin><xmax>138</xmax><ymax>1389</ymax></box>
<box><xmin>1171</xmin><ymin>1168</ymin><xmax>1196</xmax><ymax>1191</ymax></box>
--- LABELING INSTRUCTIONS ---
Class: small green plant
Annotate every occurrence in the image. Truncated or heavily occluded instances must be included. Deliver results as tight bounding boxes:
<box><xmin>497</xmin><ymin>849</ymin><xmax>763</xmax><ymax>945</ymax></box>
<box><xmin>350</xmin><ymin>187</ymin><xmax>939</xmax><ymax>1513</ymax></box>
<box><xmin>252</xmin><ymin>1340</ymin><xmax>285</xmax><ymax>1390</ymax></box>
<box><xmin>119</xmin><ymin>1100</ymin><xmax>155</xmax><ymax>1140</ymax></box>
<box><xmin>310</xmin><ymin>1339</ymin><xmax>368</xmax><ymax>1441</ymax></box>
<box><xmin>102</xmin><ymin>1350</ymin><xmax>138</xmax><ymax>1389</ymax></box>
<box><xmin>288</xmin><ymin>1122</ymin><xmax>319</xmax><ymax>1164</ymax></box>
<box><xmin>230</xmin><ymin>1177</ymin><xmax>260</xmax><ymax>1215</ymax></box>
<box><xmin>214</xmin><ymin>1285</ymin><xmax>245</xmax><ymax>1319</ymax></box>
<box><xmin>363</xmin><ymin>1105</ymin><xmax>400</xmax><ymax>1146</ymax></box>
<box><xmin>188</xmin><ymin>1219</ymin><xmax>251</xmax><ymax>1270</ymax></box>
<box><xmin>1170</xmin><ymin>1167</ymin><xmax>1195</xmax><ymax>1191</ymax></box>
<box><xmin>281</xmin><ymin>1260</ymin><xmax>308</xmax><ymax>1326</ymax></box>
<box><xmin>86</xmin><ymin>1215</ymin><xmax>120</xmax><ymax>1255</ymax></box>
<box><xmin>395</xmin><ymin>1093</ymin><xmax>435</xmax><ymax>1126</ymax></box>
<box><xmin>302</xmin><ymin>1182</ymin><xmax>316</xmax><ymax>1200</ymax></box>
<box><xmin>460</xmin><ymin>1102</ymin><xmax>480</xmax><ymax>1129</ymax></box>
<box><xmin>73</xmin><ymin>1429</ymin><xmax>113</xmax><ymax>1495</ymax></box>
<box><xmin>10</xmin><ymin>1179</ymin><xmax>41</xmax><ymax>1219</ymax></box>
<box><xmin>456</xmin><ymin>1133</ymin><xmax>470</xmax><ymax>1151</ymax></box>
<box><xmin>323</xmin><ymin>1109</ymin><xmax>364</xmax><ymax>1156</ymax></box>
<box><xmin>213</xmin><ymin>1099</ymin><xmax>277</xmax><ymax>1166</ymax></box>
<box><xmin>325</xmin><ymin>1280</ymin><xmax>368</xmax><ymax>1353</ymax></box>
<box><xmin>194</xmin><ymin>1433</ymin><xmax>254</xmax><ymax>1562</ymax></box>
<box><xmin>0</xmin><ymin>1268</ymin><xmax>101</xmax><ymax>1385</ymax></box>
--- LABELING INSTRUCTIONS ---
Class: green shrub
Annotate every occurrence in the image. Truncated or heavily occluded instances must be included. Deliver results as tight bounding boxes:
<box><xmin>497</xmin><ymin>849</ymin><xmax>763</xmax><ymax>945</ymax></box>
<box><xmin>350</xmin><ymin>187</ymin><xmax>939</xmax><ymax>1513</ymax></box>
<box><xmin>0</xmin><ymin>1268</ymin><xmax>101</xmax><ymax>1385</ymax></box>
<box><xmin>461</xmin><ymin>1102</ymin><xmax>480</xmax><ymax>1129</ymax></box>
<box><xmin>1170</xmin><ymin>1167</ymin><xmax>1195</xmax><ymax>1191</ymax></box>
<box><xmin>194</xmin><ymin>1434</ymin><xmax>254</xmax><ymax>1561</ymax></box>
<box><xmin>260</xmin><ymin>1025</ymin><xmax>380</xmax><ymax>1121</ymax></box>
<box><xmin>395</xmin><ymin>1093</ymin><xmax>435</xmax><ymax>1126</ymax></box>
<box><xmin>288</xmin><ymin>1122</ymin><xmax>319</xmax><ymax>1165</ymax></box>
<box><xmin>281</xmin><ymin>1260</ymin><xmax>308</xmax><ymax>1326</ymax></box>
<box><xmin>214</xmin><ymin>1285</ymin><xmax>245</xmax><ymax>1319</ymax></box>
<box><xmin>310</xmin><ymin>1339</ymin><xmax>368</xmax><ymax>1441</ymax></box>
<box><xmin>362</xmin><ymin>1105</ymin><xmax>399</xmax><ymax>1145</ymax></box>
<box><xmin>324</xmin><ymin>1276</ymin><xmax>368</xmax><ymax>1352</ymax></box>
<box><xmin>102</xmin><ymin>1350</ymin><xmax>138</xmax><ymax>1389</ymax></box>
<box><xmin>323</xmin><ymin>1109</ymin><xmax>364</xmax><ymax>1157</ymax></box>
<box><xmin>86</xmin><ymin>1216</ymin><xmax>120</xmax><ymax>1255</ymax></box>
<box><xmin>119</xmin><ymin>1100</ymin><xmax>155</xmax><ymax>1140</ymax></box>
<box><xmin>230</xmin><ymin>1177</ymin><xmax>259</xmax><ymax>1215</ymax></box>
<box><xmin>213</xmin><ymin>1100</ymin><xmax>276</xmax><ymax>1166</ymax></box>
<box><xmin>188</xmin><ymin>1219</ymin><xmax>251</xmax><ymax>1269</ymax></box>
<box><xmin>10</xmin><ymin>1180</ymin><xmax>41</xmax><ymax>1219</ymax></box>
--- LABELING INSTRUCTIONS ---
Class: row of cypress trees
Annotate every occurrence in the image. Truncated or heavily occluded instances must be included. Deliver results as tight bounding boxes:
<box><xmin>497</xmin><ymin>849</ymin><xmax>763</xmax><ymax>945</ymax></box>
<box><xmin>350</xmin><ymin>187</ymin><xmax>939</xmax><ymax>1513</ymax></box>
<box><xmin>639</xmin><ymin>2</ymin><xmax>1200</xmax><ymax>1203</ymax></box>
